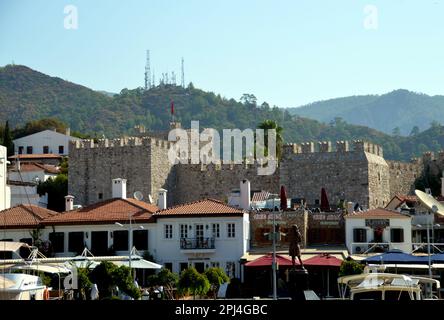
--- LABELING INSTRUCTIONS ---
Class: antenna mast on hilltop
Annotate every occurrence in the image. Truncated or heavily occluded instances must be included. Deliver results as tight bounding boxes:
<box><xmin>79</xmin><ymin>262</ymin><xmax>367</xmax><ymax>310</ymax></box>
<box><xmin>181</xmin><ymin>57</ymin><xmax>185</xmax><ymax>88</ymax></box>
<box><xmin>145</xmin><ymin>50</ymin><xmax>151</xmax><ymax>90</ymax></box>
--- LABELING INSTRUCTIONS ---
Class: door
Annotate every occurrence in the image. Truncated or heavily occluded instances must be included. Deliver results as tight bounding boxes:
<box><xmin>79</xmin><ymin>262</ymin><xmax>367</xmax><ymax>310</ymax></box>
<box><xmin>194</xmin><ymin>262</ymin><xmax>205</xmax><ymax>273</ymax></box>
<box><xmin>195</xmin><ymin>224</ymin><xmax>204</xmax><ymax>248</ymax></box>
<box><xmin>91</xmin><ymin>231</ymin><xmax>108</xmax><ymax>255</ymax></box>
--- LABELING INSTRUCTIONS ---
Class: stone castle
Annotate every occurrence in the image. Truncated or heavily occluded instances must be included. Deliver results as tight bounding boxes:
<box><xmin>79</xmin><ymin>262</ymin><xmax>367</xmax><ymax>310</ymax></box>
<box><xmin>68</xmin><ymin>133</ymin><xmax>428</xmax><ymax>210</ymax></box>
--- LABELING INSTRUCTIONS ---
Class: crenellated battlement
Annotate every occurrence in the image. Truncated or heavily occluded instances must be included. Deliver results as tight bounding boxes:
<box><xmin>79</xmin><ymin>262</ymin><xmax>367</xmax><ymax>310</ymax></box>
<box><xmin>177</xmin><ymin>160</ymin><xmax>278</xmax><ymax>172</ymax></box>
<box><xmin>69</xmin><ymin>136</ymin><xmax>172</xmax><ymax>151</ymax></box>
<box><xmin>283</xmin><ymin>140</ymin><xmax>383</xmax><ymax>157</ymax></box>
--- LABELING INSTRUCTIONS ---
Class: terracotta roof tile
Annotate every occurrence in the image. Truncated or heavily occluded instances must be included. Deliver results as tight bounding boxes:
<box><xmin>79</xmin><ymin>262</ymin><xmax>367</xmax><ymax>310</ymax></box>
<box><xmin>154</xmin><ymin>198</ymin><xmax>244</xmax><ymax>217</ymax></box>
<box><xmin>9</xmin><ymin>162</ymin><xmax>60</xmax><ymax>174</ymax></box>
<box><xmin>395</xmin><ymin>194</ymin><xmax>418</xmax><ymax>203</ymax></box>
<box><xmin>0</xmin><ymin>205</ymin><xmax>58</xmax><ymax>229</ymax></box>
<box><xmin>251</xmin><ymin>191</ymin><xmax>270</xmax><ymax>202</ymax></box>
<box><xmin>42</xmin><ymin>198</ymin><xmax>159</xmax><ymax>225</ymax></box>
<box><xmin>8</xmin><ymin>154</ymin><xmax>62</xmax><ymax>160</ymax></box>
<box><xmin>345</xmin><ymin>208</ymin><xmax>411</xmax><ymax>219</ymax></box>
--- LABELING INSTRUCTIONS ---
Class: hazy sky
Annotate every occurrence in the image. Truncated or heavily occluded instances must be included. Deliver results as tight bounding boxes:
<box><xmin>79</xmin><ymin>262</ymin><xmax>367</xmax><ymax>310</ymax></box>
<box><xmin>1</xmin><ymin>0</ymin><xmax>444</xmax><ymax>107</ymax></box>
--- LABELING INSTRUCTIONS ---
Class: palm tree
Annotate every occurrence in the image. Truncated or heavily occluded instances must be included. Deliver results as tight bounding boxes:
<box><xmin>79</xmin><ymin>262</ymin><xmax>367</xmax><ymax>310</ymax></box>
<box><xmin>258</xmin><ymin>120</ymin><xmax>283</xmax><ymax>159</ymax></box>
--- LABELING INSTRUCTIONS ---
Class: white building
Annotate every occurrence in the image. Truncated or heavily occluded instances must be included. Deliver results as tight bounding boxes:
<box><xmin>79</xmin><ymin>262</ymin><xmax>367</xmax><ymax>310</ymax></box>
<box><xmin>8</xmin><ymin>162</ymin><xmax>59</xmax><ymax>208</ymax></box>
<box><xmin>0</xmin><ymin>204</ymin><xmax>57</xmax><ymax>244</ymax></box>
<box><xmin>13</xmin><ymin>129</ymin><xmax>80</xmax><ymax>156</ymax></box>
<box><xmin>345</xmin><ymin>208</ymin><xmax>412</xmax><ymax>254</ymax></box>
<box><xmin>0</xmin><ymin>178</ymin><xmax>250</xmax><ymax>280</ymax></box>
<box><xmin>152</xmin><ymin>198</ymin><xmax>249</xmax><ymax>278</ymax></box>
<box><xmin>0</xmin><ymin>145</ymin><xmax>11</xmax><ymax>210</ymax></box>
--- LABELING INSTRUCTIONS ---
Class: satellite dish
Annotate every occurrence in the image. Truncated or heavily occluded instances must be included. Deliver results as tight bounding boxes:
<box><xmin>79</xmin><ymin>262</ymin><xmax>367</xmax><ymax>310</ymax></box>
<box><xmin>415</xmin><ymin>189</ymin><xmax>444</xmax><ymax>216</ymax></box>
<box><xmin>133</xmin><ymin>191</ymin><xmax>144</xmax><ymax>201</ymax></box>
<box><xmin>148</xmin><ymin>194</ymin><xmax>153</xmax><ymax>204</ymax></box>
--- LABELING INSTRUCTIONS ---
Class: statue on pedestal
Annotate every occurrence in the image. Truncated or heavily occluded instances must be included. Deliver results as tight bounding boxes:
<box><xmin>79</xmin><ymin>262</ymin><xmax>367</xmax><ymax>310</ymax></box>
<box><xmin>288</xmin><ymin>224</ymin><xmax>304</xmax><ymax>269</ymax></box>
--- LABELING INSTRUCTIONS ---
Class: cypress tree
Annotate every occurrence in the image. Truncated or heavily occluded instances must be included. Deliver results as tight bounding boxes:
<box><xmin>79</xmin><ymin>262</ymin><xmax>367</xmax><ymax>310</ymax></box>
<box><xmin>3</xmin><ymin>121</ymin><xmax>14</xmax><ymax>156</ymax></box>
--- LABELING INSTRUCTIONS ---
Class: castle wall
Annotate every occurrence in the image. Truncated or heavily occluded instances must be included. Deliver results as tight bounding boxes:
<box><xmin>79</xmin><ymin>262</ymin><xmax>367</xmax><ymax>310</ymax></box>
<box><xmin>387</xmin><ymin>159</ymin><xmax>422</xmax><ymax>198</ymax></box>
<box><xmin>68</xmin><ymin>137</ymin><xmax>172</xmax><ymax>206</ymax></box>
<box><xmin>69</xmin><ymin>137</ymin><xmax>419</xmax><ymax>211</ymax></box>
<box><xmin>173</xmin><ymin>162</ymin><xmax>279</xmax><ymax>205</ymax></box>
<box><xmin>280</xmin><ymin>141</ymin><xmax>390</xmax><ymax>209</ymax></box>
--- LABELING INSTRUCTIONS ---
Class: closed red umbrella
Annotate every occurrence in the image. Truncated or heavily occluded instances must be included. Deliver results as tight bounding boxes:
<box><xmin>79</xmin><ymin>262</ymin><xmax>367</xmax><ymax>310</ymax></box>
<box><xmin>245</xmin><ymin>254</ymin><xmax>296</xmax><ymax>267</ymax></box>
<box><xmin>280</xmin><ymin>186</ymin><xmax>288</xmax><ymax>210</ymax></box>
<box><xmin>320</xmin><ymin>188</ymin><xmax>330</xmax><ymax>212</ymax></box>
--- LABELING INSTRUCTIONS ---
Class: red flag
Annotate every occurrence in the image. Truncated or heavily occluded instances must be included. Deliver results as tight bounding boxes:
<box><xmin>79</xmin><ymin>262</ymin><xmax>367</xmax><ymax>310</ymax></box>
<box><xmin>280</xmin><ymin>185</ymin><xmax>288</xmax><ymax>210</ymax></box>
<box><xmin>170</xmin><ymin>100</ymin><xmax>174</xmax><ymax>115</ymax></box>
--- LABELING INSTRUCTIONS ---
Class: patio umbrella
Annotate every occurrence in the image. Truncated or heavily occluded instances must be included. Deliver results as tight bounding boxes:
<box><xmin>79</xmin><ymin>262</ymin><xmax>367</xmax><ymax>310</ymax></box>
<box><xmin>431</xmin><ymin>253</ymin><xmax>444</xmax><ymax>263</ymax></box>
<box><xmin>113</xmin><ymin>256</ymin><xmax>162</xmax><ymax>269</ymax></box>
<box><xmin>303</xmin><ymin>254</ymin><xmax>342</xmax><ymax>297</ymax></box>
<box><xmin>280</xmin><ymin>186</ymin><xmax>288</xmax><ymax>210</ymax></box>
<box><xmin>363</xmin><ymin>250</ymin><xmax>428</xmax><ymax>264</ymax></box>
<box><xmin>245</xmin><ymin>254</ymin><xmax>295</xmax><ymax>267</ymax></box>
<box><xmin>320</xmin><ymin>188</ymin><xmax>330</xmax><ymax>212</ymax></box>
<box><xmin>303</xmin><ymin>254</ymin><xmax>343</xmax><ymax>267</ymax></box>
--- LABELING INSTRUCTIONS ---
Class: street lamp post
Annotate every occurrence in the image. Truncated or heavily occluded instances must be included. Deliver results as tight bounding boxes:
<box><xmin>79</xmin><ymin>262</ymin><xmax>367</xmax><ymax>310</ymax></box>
<box><xmin>417</xmin><ymin>216</ymin><xmax>440</xmax><ymax>298</ymax></box>
<box><xmin>272</xmin><ymin>197</ymin><xmax>277</xmax><ymax>301</ymax></box>
<box><xmin>115</xmin><ymin>214</ymin><xmax>144</xmax><ymax>278</ymax></box>
<box><xmin>266</xmin><ymin>194</ymin><xmax>280</xmax><ymax>301</ymax></box>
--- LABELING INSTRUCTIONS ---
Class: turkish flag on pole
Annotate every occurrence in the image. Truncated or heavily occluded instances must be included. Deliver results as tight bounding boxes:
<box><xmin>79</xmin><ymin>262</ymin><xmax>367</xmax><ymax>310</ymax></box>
<box><xmin>170</xmin><ymin>100</ymin><xmax>174</xmax><ymax>115</ymax></box>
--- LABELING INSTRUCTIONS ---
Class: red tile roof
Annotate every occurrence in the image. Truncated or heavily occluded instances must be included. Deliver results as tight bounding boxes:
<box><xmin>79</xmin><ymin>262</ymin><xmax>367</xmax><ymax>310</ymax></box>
<box><xmin>0</xmin><ymin>205</ymin><xmax>58</xmax><ymax>229</ymax></box>
<box><xmin>42</xmin><ymin>198</ymin><xmax>159</xmax><ymax>226</ymax></box>
<box><xmin>345</xmin><ymin>208</ymin><xmax>411</xmax><ymax>219</ymax></box>
<box><xmin>251</xmin><ymin>191</ymin><xmax>270</xmax><ymax>202</ymax></box>
<box><xmin>9</xmin><ymin>162</ymin><xmax>60</xmax><ymax>174</ymax></box>
<box><xmin>8</xmin><ymin>154</ymin><xmax>62</xmax><ymax>160</ymax></box>
<box><xmin>154</xmin><ymin>198</ymin><xmax>244</xmax><ymax>217</ymax></box>
<box><xmin>394</xmin><ymin>194</ymin><xmax>418</xmax><ymax>203</ymax></box>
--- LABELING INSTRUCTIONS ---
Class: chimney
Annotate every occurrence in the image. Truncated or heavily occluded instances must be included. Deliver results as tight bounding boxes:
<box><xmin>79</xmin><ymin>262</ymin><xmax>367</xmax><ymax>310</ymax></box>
<box><xmin>240</xmin><ymin>179</ymin><xmax>251</xmax><ymax>210</ymax></box>
<box><xmin>112</xmin><ymin>178</ymin><xmax>127</xmax><ymax>199</ymax></box>
<box><xmin>65</xmin><ymin>195</ymin><xmax>74</xmax><ymax>211</ymax></box>
<box><xmin>158</xmin><ymin>189</ymin><xmax>167</xmax><ymax>210</ymax></box>
<box><xmin>347</xmin><ymin>202</ymin><xmax>354</xmax><ymax>215</ymax></box>
<box><xmin>66</xmin><ymin>127</ymin><xmax>71</xmax><ymax>136</ymax></box>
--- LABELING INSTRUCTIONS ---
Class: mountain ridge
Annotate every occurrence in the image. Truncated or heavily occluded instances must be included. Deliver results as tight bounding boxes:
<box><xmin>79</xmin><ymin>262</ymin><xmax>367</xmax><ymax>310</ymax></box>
<box><xmin>289</xmin><ymin>89</ymin><xmax>444</xmax><ymax>135</ymax></box>
<box><xmin>2</xmin><ymin>64</ymin><xmax>444</xmax><ymax>161</ymax></box>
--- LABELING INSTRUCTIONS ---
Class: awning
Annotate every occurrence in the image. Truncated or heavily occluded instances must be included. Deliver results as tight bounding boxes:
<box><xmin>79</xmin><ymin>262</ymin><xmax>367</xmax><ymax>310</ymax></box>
<box><xmin>303</xmin><ymin>254</ymin><xmax>342</xmax><ymax>267</ymax></box>
<box><xmin>113</xmin><ymin>258</ymin><xmax>162</xmax><ymax>269</ymax></box>
<box><xmin>0</xmin><ymin>241</ymin><xmax>29</xmax><ymax>252</ymax></box>
<box><xmin>12</xmin><ymin>263</ymin><xmax>71</xmax><ymax>274</ymax></box>
<box><xmin>245</xmin><ymin>254</ymin><xmax>295</xmax><ymax>267</ymax></box>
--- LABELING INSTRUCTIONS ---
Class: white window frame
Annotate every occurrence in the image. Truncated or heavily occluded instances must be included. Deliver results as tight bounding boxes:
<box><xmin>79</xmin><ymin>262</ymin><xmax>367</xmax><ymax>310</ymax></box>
<box><xmin>212</xmin><ymin>223</ymin><xmax>220</xmax><ymax>239</ymax></box>
<box><xmin>180</xmin><ymin>224</ymin><xmax>188</xmax><ymax>239</ymax></box>
<box><xmin>164</xmin><ymin>224</ymin><xmax>173</xmax><ymax>239</ymax></box>
<box><xmin>227</xmin><ymin>223</ymin><xmax>236</xmax><ymax>238</ymax></box>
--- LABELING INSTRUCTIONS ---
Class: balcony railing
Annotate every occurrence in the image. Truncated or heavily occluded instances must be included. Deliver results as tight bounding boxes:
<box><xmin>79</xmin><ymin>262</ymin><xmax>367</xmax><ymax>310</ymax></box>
<box><xmin>180</xmin><ymin>238</ymin><xmax>215</xmax><ymax>250</ymax></box>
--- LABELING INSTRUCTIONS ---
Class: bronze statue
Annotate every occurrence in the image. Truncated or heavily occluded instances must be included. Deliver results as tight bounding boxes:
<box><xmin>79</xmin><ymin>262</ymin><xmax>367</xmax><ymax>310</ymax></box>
<box><xmin>288</xmin><ymin>224</ymin><xmax>304</xmax><ymax>268</ymax></box>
